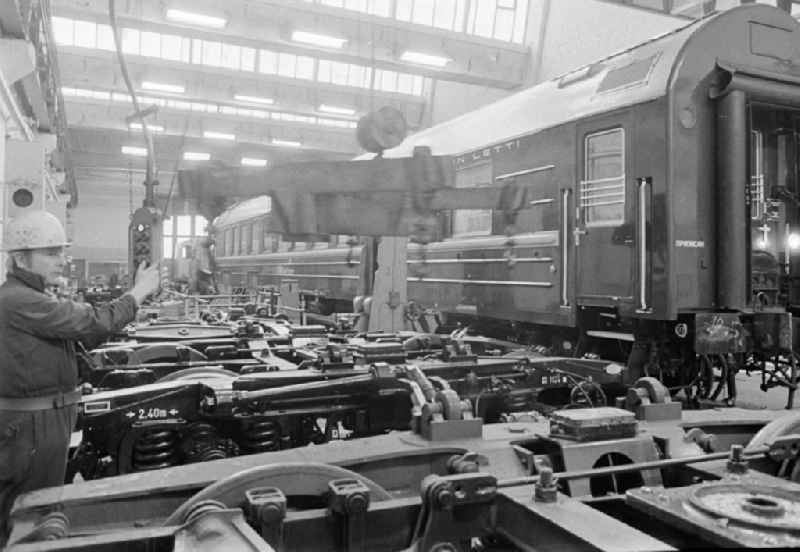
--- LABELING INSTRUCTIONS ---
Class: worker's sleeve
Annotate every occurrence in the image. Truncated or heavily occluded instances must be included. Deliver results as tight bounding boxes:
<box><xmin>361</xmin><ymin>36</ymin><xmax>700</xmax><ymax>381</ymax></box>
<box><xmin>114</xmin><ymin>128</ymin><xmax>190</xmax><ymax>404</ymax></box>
<box><xmin>7</xmin><ymin>292</ymin><xmax>138</xmax><ymax>341</ymax></box>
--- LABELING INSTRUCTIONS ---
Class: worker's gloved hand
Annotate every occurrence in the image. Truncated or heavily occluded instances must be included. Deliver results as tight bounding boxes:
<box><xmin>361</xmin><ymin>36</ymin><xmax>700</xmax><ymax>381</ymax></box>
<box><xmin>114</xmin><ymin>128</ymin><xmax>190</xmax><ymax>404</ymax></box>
<box><xmin>128</xmin><ymin>261</ymin><xmax>162</xmax><ymax>305</ymax></box>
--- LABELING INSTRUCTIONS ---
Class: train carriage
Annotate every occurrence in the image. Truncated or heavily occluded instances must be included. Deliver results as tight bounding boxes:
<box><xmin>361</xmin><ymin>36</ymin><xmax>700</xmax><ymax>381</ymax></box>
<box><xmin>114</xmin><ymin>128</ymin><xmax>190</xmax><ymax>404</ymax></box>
<box><xmin>211</xmin><ymin>5</ymin><xmax>800</xmax><ymax>403</ymax></box>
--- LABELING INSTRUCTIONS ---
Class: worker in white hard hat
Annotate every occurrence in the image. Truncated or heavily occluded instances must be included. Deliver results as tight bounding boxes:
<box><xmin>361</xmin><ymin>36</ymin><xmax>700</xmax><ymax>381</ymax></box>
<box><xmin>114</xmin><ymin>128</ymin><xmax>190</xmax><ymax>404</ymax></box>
<box><xmin>0</xmin><ymin>210</ymin><xmax>161</xmax><ymax>545</ymax></box>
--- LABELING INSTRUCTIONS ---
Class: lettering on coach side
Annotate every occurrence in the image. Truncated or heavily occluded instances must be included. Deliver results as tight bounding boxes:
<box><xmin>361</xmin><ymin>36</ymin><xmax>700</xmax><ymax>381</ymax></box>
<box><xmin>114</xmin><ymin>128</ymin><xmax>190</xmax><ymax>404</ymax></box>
<box><xmin>455</xmin><ymin>139</ymin><xmax>521</xmax><ymax>167</ymax></box>
<box><xmin>675</xmin><ymin>240</ymin><xmax>705</xmax><ymax>248</ymax></box>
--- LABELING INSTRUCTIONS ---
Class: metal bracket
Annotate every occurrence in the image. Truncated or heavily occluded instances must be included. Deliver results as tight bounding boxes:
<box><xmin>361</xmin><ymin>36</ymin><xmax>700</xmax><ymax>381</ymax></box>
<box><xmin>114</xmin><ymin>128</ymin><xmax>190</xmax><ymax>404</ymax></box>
<box><xmin>410</xmin><ymin>473</ymin><xmax>498</xmax><ymax>551</ymax></box>
<box><xmin>328</xmin><ymin>478</ymin><xmax>370</xmax><ymax>552</ymax></box>
<box><xmin>245</xmin><ymin>486</ymin><xmax>286</xmax><ymax>550</ymax></box>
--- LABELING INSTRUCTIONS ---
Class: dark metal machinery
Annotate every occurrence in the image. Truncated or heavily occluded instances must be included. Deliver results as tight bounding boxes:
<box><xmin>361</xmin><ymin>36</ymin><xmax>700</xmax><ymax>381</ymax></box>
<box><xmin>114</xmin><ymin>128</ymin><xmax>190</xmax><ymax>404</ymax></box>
<box><xmin>9</xmin><ymin>387</ymin><xmax>800</xmax><ymax>550</ymax></box>
<box><xmin>69</xmin><ymin>328</ymin><xmax>627</xmax><ymax>480</ymax></box>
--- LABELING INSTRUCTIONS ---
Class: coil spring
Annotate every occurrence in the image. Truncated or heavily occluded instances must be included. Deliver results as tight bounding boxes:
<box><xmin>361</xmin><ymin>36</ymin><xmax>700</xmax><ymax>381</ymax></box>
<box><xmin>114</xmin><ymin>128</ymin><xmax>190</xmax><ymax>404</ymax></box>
<box><xmin>239</xmin><ymin>418</ymin><xmax>280</xmax><ymax>453</ymax></box>
<box><xmin>132</xmin><ymin>428</ymin><xmax>177</xmax><ymax>471</ymax></box>
<box><xmin>182</xmin><ymin>422</ymin><xmax>229</xmax><ymax>463</ymax></box>
<box><xmin>505</xmin><ymin>390</ymin><xmax>532</xmax><ymax>413</ymax></box>
<box><xmin>188</xmin><ymin>421</ymin><xmax>216</xmax><ymax>441</ymax></box>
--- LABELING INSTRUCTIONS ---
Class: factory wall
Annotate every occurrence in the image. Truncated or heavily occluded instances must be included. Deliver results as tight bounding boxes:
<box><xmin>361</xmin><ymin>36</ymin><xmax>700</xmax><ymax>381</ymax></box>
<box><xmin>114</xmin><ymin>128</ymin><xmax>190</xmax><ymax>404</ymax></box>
<box><xmin>530</xmin><ymin>0</ymin><xmax>685</xmax><ymax>82</ymax></box>
<box><xmin>68</xmin><ymin>178</ymin><xmax>144</xmax><ymax>266</ymax></box>
<box><xmin>429</xmin><ymin>0</ymin><xmax>685</xmax><ymax>125</ymax></box>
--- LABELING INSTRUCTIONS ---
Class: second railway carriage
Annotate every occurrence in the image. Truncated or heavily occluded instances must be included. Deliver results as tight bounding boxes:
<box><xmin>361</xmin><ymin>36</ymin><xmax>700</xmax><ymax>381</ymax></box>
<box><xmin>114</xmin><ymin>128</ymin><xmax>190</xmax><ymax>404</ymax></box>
<box><xmin>212</xmin><ymin>5</ymin><xmax>800</xmax><ymax>402</ymax></box>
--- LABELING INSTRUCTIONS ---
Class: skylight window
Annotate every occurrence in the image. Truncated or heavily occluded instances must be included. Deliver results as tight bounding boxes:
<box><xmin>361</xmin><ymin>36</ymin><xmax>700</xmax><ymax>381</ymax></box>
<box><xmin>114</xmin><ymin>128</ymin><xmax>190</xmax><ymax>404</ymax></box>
<box><xmin>165</xmin><ymin>9</ymin><xmax>227</xmax><ymax>29</ymax></box>
<box><xmin>53</xmin><ymin>16</ymin><xmax>428</xmax><ymax>97</ymax></box>
<box><xmin>65</xmin><ymin>86</ymin><xmax>357</xmax><ymax>131</ymax></box>
<box><xmin>291</xmin><ymin>30</ymin><xmax>347</xmax><ymax>49</ymax></box>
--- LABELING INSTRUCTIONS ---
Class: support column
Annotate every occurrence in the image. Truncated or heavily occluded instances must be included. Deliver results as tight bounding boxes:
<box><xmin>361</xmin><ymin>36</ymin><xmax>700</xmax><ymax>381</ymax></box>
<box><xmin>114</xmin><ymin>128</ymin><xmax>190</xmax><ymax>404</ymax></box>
<box><xmin>367</xmin><ymin>237</ymin><xmax>408</xmax><ymax>333</ymax></box>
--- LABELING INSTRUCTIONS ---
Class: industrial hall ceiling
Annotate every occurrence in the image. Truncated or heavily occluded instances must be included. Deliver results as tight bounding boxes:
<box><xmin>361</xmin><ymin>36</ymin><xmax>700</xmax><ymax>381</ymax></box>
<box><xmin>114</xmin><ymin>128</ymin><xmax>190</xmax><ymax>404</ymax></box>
<box><xmin>49</xmin><ymin>0</ymin><xmax>532</xmax><ymax>195</ymax></box>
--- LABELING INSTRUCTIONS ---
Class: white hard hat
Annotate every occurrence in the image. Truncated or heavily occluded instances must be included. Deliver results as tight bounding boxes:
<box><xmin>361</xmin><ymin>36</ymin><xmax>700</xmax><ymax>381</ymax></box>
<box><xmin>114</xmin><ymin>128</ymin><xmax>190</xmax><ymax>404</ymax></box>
<box><xmin>3</xmin><ymin>210</ymin><xmax>69</xmax><ymax>251</ymax></box>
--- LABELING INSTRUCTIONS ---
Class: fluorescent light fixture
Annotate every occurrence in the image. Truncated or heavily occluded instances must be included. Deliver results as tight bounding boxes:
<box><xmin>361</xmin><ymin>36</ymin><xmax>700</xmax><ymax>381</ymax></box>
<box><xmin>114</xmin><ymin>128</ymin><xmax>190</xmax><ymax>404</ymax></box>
<box><xmin>183</xmin><ymin>151</ymin><xmax>211</xmax><ymax>161</ymax></box>
<box><xmin>141</xmin><ymin>81</ymin><xmax>185</xmax><ymax>94</ymax></box>
<box><xmin>241</xmin><ymin>157</ymin><xmax>268</xmax><ymax>167</ymax></box>
<box><xmin>121</xmin><ymin>146</ymin><xmax>148</xmax><ymax>156</ymax></box>
<box><xmin>165</xmin><ymin>8</ymin><xmax>226</xmax><ymax>28</ymax></box>
<box><xmin>291</xmin><ymin>30</ymin><xmax>347</xmax><ymax>49</ymax></box>
<box><xmin>400</xmin><ymin>50</ymin><xmax>450</xmax><ymax>67</ymax></box>
<box><xmin>234</xmin><ymin>94</ymin><xmax>274</xmax><ymax>105</ymax></box>
<box><xmin>129</xmin><ymin>122</ymin><xmax>164</xmax><ymax>132</ymax></box>
<box><xmin>319</xmin><ymin>104</ymin><xmax>355</xmax><ymax>116</ymax></box>
<box><xmin>203</xmin><ymin>130</ymin><xmax>236</xmax><ymax>140</ymax></box>
<box><xmin>271</xmin><ymin>138</ymin><xmax>302</xmax><ymax>148</ymax></box>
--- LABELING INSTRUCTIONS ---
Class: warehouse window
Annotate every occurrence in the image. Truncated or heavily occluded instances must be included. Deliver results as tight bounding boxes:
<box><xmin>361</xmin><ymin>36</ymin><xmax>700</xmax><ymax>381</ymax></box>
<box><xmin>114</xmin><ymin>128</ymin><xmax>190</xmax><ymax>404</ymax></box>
<box><xmin>162</xmin><ymin>215</ymin><xmax>208</xmax><ymax>259</ymax></box>
<box><xmin>305</xmin><ymin>0</ymin><xmax>528</xmax><ymax>43</ymax></box>
<box><xmin>51</xmin><ymin>17</ymin><xmax>74</xmax><ymax>44</ymax></box>
<box><xmin>259</xmin><ymin>49</ymin><xmax>316</xmax><ymax>80</ymax></box>
<box><xmin>140</xmin><ymin>31</ymin><xmax>161</xmax><ymax>58</ymax></box>
<box><xmin>581</xmin><ymin>128</ymin><xmax>626</xmax><ymax>227</ymax></box>
<box><xmin>53</xmin><ymin>16</ymin><xmax>427</xmax><ymax>95</ymax></box>
<box><xmin>318</xmin><ymin>60</ymin><xmax>373</xmax><ymax>88</ymax></box>
<box><xmin>121</xmin><ymin>28</ymin><xmax>140</xmax><ymax>54</ymax></box>
<box><xmin>64</xmin><ymin>86</ymin><xmax>357</xmax><ymax>130</ymax></box>
<box><xmin>73</xmin><ymin>20</ymin><xmax>97</xmax><ymax>48</ymax></box>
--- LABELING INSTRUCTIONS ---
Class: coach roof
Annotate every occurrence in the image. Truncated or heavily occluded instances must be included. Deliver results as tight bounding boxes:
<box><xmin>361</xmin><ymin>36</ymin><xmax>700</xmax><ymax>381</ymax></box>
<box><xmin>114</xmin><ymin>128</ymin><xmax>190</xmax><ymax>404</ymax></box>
<box><xmin>363</xmin><ymin>5</ymin><xmax>798</xmax><ymax>160</ymax></box>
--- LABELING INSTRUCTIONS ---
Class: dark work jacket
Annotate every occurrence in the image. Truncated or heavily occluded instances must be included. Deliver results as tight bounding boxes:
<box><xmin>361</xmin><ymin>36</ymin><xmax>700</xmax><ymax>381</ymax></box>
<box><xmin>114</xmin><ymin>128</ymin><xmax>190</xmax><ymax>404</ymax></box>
<box><xmin>0</xmin><ymin>266</ymin><xmax>138</xmax><ymax>398</ymax></box>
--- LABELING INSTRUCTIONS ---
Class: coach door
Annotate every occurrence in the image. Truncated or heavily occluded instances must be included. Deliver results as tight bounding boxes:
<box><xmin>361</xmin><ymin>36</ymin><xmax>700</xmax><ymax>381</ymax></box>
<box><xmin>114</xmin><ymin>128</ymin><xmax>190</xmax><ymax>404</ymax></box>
<box><xmin>574</xmin><ymin>119</ymin><xmax>635</xmax><ymax>305</ymax></box>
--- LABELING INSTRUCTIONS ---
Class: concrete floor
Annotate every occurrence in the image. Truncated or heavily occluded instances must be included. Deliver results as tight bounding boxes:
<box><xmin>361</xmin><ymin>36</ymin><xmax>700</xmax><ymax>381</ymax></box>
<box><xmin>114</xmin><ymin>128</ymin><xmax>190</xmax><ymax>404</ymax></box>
<box><xmin>735</xmin><ymin>370</ymin><xmax>798</xmax><ymax>411</ymax></box>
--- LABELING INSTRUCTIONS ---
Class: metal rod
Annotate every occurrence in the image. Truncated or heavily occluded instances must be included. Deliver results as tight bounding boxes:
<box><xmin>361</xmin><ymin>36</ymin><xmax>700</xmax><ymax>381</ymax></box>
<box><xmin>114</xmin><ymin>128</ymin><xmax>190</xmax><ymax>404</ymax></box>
<box><xmin>497</xmin><ymin>447</ymin><xmax>770</xmax><ymax>489</ymax></box>
<box><xmin>561</xmin><ymin>189</ymin><xmax>570</xmax><ymax>307</ymax></box>
<box><xmin>495</xmin><ymin>164</ymin><xmax>555</xmax><ymax>181</ymax></box>
<box><xmin>407</xmin><ymin>257</ymin><xmax>553</xmax><ymax>265</ymax></box>
<box><xmin>408</xmin><ymin>277</ymin><xmax>552</xmax><ymax>287</ymax></box>
<box><xmin>236</xmin><ymin>374</ymin><xmax>374</xmax><ymax>401</ymax></box>
<box><xmin>638</xmin><ymin>177</ymin><xmax>649</xmax><ymax>312</ymax></box>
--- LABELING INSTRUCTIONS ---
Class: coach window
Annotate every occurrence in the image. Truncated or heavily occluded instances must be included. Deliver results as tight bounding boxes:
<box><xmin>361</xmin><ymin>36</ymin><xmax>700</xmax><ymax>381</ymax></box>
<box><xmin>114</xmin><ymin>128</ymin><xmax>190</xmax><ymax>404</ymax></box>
<box><xmin>224</xmin><ymin>228</ymin><xmax>233</xmax><ymax>257</ymax></box>
<box><xmin>452</xmin><ymin>161</ymin><xmax>493</xmax><ymax>237</ymax></box>
<box><xmin>751</xmin><ymin>130</ymin><xmax>765</xmax><ymax>220</ymax></box>
<box><xmin>241</xmin><ymin>223</ymin><xmax>252</xmax><ymax>254</ymax></box>
<box><xmin>252</xmin><ymin>221</ymin><xmax>262</xmax><ymax>252</ymax></box>
<box><xmin>581</xmin><ymin>128</ymin><xmax>625</xmax><ymax>227</ymax></box>
<box><xmin>262</xmin><ymin>225</ymin><xmax>276</xmax><ymax>253</ymax></box>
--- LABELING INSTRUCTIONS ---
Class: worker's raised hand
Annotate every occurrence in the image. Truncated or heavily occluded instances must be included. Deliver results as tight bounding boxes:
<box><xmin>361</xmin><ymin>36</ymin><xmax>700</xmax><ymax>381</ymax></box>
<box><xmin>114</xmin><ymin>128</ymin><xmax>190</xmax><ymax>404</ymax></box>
<box><xmin>129</xmin><ymin>261</ymin><xmax>162</xmax><ymax>304</ymax></box>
